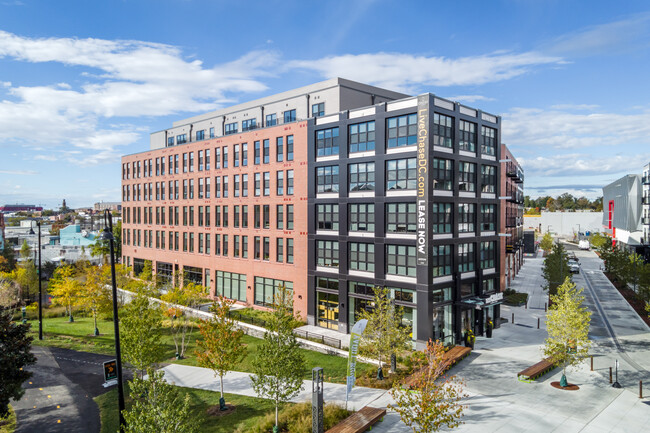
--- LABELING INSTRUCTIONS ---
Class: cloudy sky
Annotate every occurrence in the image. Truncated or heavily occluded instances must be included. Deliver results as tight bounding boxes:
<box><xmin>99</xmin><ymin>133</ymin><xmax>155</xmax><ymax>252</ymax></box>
<box><xmin>0</xmin><ymin>0</ymin><xmax>648</xmax><ymax>208</ymax></box>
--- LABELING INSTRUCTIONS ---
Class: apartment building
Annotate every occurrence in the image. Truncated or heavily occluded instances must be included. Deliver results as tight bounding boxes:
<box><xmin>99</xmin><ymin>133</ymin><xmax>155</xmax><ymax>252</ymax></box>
<box><xmin>500</xmin><ymin>145</ymin><xmax>524</xmax><ymax>288</ymax></box>
<box><xmin>643</xmin><ymin>163</ymin><xmax>649</xmax><ymax>246</ymax></box>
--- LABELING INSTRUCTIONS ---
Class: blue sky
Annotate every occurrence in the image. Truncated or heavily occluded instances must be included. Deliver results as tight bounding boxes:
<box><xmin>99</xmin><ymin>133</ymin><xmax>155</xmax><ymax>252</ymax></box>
<box><xmin>0</xmin><ymin>0</ymin><xmax>649</xmax><ymax>208</ymax></box>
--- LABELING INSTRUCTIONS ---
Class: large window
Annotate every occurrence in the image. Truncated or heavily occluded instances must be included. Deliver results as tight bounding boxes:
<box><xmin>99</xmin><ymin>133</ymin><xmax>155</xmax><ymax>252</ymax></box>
<box><xmin>242</xmin><ymin>118</ymin><xmax>256</xmax><ymax>132</ymax></box>
<box><xmin>481</xmin><ymin>126</ymin><xmax>497</xmax><ymax>156</ymax></box>
<box><xmin>216</xmin><ymin>271</ymin><xmax>247</xmax><ymax>302</ymax></box>
<box><xmin>317</xmin><ymin>240</ymin><xmax>339</xmax><ymax>268</ymax></box>
<box><xmin>316</xmin><ymin>166</ymin><xmax>339</xmax><ymax>193</ymax></box>
<box><xmin>349</xmin><ymin>243</ymin><xmax>375</xmax><ymax>272</ymax></box>
<box><xmin>480</xmin><ymin>241</ymin><xmax>496</xmax><ymax>269</ymax></box>
<box><xmin>433</xmin><ymin>113</ymin><xmax>453</xmax><ymax>148</ymax></box>
<box><xmin>349</xmin><ymin>121</ymin><xmax>375</xmax><ymax>153</ymax></box>
<box><xmin>386</xmin><ymin>158</ymin><xmax>416</xmax><ymax>191</ymax></box>
<box><xmin>349</xmin><ymin>203</ymin><xmax>375</xmax><ymax>232</ymax></box>
<box><xmin>263</xmin><ymin>139</ymin><xmax>270</xmax><ymax>164</ymax></box>
<box><xmin>432</xmin><ymin>244</ymin><xmax>452</xmax><ymax>277</ymax></box>
<box><xmin>276</xmin><ymin>171</ymin><xmax>284</xmax><ymax>195</ymax></box>
<box><xmin>266</xmin><ymin>113</ymin><xmax>277</xmax><ymax>127</ymax></box>
<box><xmin>349</xmin><ymin>162</ymin><xmax>375</xmax><ymax>192</ymax></box>
<box><xmin>286</xmin><ymin>135</ymin><xmax>294</xmax><ymax>161</ymax></box>
<box><xmin>316</xmin><ymin>127</ymin><xmax>340</xmax><ymax>157</ymax></box>
<box><xmin>458</xmin><ymin>161</ymin><xmax>476</xmax><ymax>192</ymax></box>
<box><xmin>481</xmin><ymin>165</ymin><xmax>496</xmax><ymax>193</ymax></box>
<box><xmin>317</xmin><ymin>204</ymin><xmax>339</xmax><ymax>231</ymax></box>
<box><xmin>225</xmin><ymin>122</ymin><xmax>238</xmax><ymax>135</ymax></box>
<box><xmin>255</xmin><ymin>277</ymin><xmax>293</xmax><ymax>308</ymax></box>
<box><xmin>386</xmin><ymin>245</ymin><xmax>416</xmax><ymax>277</ymax></box>
<box><xmin>481</xmin><ymin>204</ymin><xmax>496</xmax><ymax>231</ymax></box>
<box><xmin>432</xmin><ymin>158</ymin><xmax>453</xmax><ymax>190</ymax></box>
<box><xmin>312</xmin><ymin>102</ymin><xmax>325</xmax><ymax>117</ymax></box>
<box><xmin>276</xmin><ymin>137</ymin><xmax>283</xmax><ymax>162</ymax></box>
<box><xmin>284</xmin><ymin>109</ymin><xmax>296</xmax><ymax>123</ymax></box>
<box><xmin>458</xmin><ymin>203</ymin><xmax>476</xmax><ymax>233</ymax></box>
<box><xmin>458</xmin><ymin>243</ymin><xmax>475</xmax><ymax>272</ymax></box>
<box><xmin>387</xmin><ymin>113</ymin><xmax>417</xmax><ymax>148</ymax></box>
<box><xmin>386</xmin><ymin>203</ymin><xmax>416</xmax><ymax>233</ymax></box>
<box><xmin>459</xmin><ymin>120</ymin><xmax>476</xmax><ymax>152</ymax></box>
<box><xmin>432</xmin><ymin>203</ymin><xmax>452</xmax><ymax>234</ymax></box>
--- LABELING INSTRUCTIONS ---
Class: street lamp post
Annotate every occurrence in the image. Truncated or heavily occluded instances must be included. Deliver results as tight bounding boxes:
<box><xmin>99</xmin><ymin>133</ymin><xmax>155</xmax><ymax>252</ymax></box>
<box><xmin>28</xmin><ymin>220</ymin><xmax>43</xmax><ymax>340</ymax></box>
<box><xmin>101</xmin><ymin>210</ymin><xmax>126</xmax><ymax>431</ymax></box>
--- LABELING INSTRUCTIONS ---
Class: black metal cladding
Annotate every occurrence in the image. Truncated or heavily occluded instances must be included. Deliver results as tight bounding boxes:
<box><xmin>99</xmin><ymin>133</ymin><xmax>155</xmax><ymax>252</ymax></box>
<box><xmin>307</xmin><ymin>94</ymin><xmax>502</xmax><ymax>347</ymax></box>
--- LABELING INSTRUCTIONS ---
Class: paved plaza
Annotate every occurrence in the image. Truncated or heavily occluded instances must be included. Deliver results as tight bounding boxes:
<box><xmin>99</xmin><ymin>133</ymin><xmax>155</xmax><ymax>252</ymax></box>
<box><xmin>163</xmin><ymin>247</ymin><xmax>650</xmax><ymax>432</ymax></box>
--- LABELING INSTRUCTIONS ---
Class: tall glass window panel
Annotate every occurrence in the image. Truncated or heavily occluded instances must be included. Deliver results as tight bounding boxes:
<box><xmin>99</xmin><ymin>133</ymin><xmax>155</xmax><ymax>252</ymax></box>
<box><xmin>459</xmin><ymin>120</ymin><xmax>476</xmax><ymax>152</ymax></box>
<box><xmin>317</xmin><ymin>204</ymin><xmax>339</xmax><ymax>231</ymax></box>
<box><xmin>349</xmin><ymin>162</ymin><xmax>375</xmax><ymax>192</ymax></box>
<box><xmin>458</xmin><ymin>203</ymin><xmax>476</xmax><ymax>233</ymax></box>
<box><xmin>458</xmin><ymin>243</ymin><xmax>475</xmax><ymax>273</ymax></box>
<box><xmin>349</xmin><ymin>121</ymin><xmax>375</xmax><ymax>153</ymax></box>
<box><xmin>432</xmin><ymin>158</ymin><xmax>453</xmax><ymax>190</ymax></box>
<box><xmin>386</xmin><ymin>245</ymin><xmax>416</xmax><ymax>277</ymax></box>
<box><xmin>433</xmin><ymin>113</ymin><xmax>453</xmax><ymax>148</ymax></box>
<box><xmin>432</xmin><ymin>203</ymin><xmax>452</xmax><ymax>234</ymax></box>
<box><xmin>480</xmin><ymin>241</ymin><xmax>496</xmax><ymax>269</ymax></box>
<box><xmin>349</xmin><ymin>243</ymin><xmax>375</xmax><ymax>272</ymax></box>
<box><xmin>387</xmin><ymin>114</ymin><xmax>417</xmax><ymax>148</ymax></box>
<box><xmin>386</xmin><ymin>158</ymin><xmax>416</xmax><ymax>191</ymax></box>
<box><xmin>458</xmin><ymin>162</ymin><xmax>476</xmax><ymax>192</ymax></box>
<box><xmin>317</xmin><ymin>240</ymin><xmax>339</xmax><ymax>268</ymax></box>
<box><xmin>386</xmin><ymin>203</ymin><xmax>416</xmax><ymax>233</ymax></box>
<box><xmin>316</xmin><ymin>127</ymin><xmax>339</xmax><ymax>157</ymax></box>
<box><xmin>481</xmin><ymin>165</ymin><xmax>496</xmax><ymax>193</ymax></box>
<box><xmin>432</xmin><ymin>244</ymin><xmax>452</xmax><ymax>277</ymax></box>
<box><xmin>316</xmin><ymin>165</ymin><xmax>339</xmax><ymax>193</ymax></box>
<box><xmin>481</xmin><ymin>204</ymin><xmax>496</xmax><ymax>231</ymax></box>
<box><xmin>481</xmin><ymin>126</ymin><xmax>497</xmax><ymax>156</ymax></box>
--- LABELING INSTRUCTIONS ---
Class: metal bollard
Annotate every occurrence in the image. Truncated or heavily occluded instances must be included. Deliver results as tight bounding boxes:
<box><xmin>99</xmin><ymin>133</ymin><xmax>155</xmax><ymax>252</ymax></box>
<box><xmin>609</xmin><ymin>367</ymin><xmax>612</xmax><ymax>384</ymax></box>
<box><xmin>525</xmin><ymin>302</ymin><xmax>528</xmax><ymax>309</ymax></box>
<box><xmin>544</xmin><ymin>302</ymin><xmax>547</xmax><ymax>312</ymax></box>
<box><xmin>590</xmin><ymin>356</ymin><xmax>593</xmax><ymax>371</ymax></box>
<box><xmin>537</xmin><ymin>318</ymin><xmax>540</xmax><ymax>329</ymax></box>
<box><xmin>512</xmin><ymin>313</ymin><xmax>515</xmax><ymax>324</ymax></box>
<box><xmin>641</xmin><ymin>381</ymin><xmax>643</xmax><ymax>399</ymax></box>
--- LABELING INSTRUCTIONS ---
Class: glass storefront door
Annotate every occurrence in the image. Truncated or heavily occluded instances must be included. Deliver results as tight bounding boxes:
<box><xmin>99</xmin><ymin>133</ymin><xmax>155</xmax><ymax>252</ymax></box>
<box><xmin>432</xmin><ymin>304</ymin><xmax>453</xmax><ymax>346</ymax></box>
<box><xmin>317</xmin><ymin>292</ymin><xmax>339</xmax><ymax>330</ymax></box>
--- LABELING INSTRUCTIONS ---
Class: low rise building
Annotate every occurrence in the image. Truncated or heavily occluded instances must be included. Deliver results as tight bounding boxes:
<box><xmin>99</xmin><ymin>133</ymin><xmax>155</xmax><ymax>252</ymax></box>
<box><xmin>602</xmin><ymin>174</ymin><xmax>643</xmax><ymax>250</ymax></box>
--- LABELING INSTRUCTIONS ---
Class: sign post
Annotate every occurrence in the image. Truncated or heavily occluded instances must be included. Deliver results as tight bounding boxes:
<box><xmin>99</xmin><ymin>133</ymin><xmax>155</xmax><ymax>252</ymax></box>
<box><xmin>345</xmin><ymin>319</ymin><xmax>367</xmax><ymax>410</ymax></box>
<box><xmin>103</xmin><ymin>359</ymin><xmax>118</xmax><ymax>387</ymax></box>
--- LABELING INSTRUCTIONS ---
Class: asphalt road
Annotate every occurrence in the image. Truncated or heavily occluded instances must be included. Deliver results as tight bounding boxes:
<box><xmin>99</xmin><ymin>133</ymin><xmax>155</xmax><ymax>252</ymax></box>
<box><xmin>12</xmin><ymin>346</ymin><xmax>131</xmax><ymax>433</ymax></box>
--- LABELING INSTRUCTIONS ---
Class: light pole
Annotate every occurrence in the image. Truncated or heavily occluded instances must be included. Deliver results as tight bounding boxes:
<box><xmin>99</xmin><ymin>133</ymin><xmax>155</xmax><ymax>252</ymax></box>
<box><xmin>28</xmin><ymin>220</ymin><xmax>43</xmax><ymax>340</ymax></box>
<box><xmin>101</xmin><ymin>210</ymin><xmax>126</xmax><ymax>431</ymax></box>
<box><xmin>547</xmin><ymin>225</ymin><xmax>552</xmax><ymax>234</ymax></box>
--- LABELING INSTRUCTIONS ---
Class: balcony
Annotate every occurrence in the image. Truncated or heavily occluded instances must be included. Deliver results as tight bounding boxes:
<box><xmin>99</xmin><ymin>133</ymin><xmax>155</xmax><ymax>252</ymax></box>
<box><xmin>506</xmin><ymin>244</ymin><xmax>515</xmax><ymax>254</ymax></box>
<box><xmin>644</xmin><ymin>196</ymin><xmax>650</xmax><ymax>205</ymax></box>
<box><xmin>505</xmin><ymin>162</ymin><xmax>524</xmax><ymax>184</ymax></box>
<box><xmin>643</xmin><ymin>174</ymin><xmax>650</xmax><ymax>185</ymax></box>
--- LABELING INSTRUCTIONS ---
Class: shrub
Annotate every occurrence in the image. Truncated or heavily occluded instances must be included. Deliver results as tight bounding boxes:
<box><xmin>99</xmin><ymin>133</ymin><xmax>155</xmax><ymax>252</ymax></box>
<box><xmin>235</xmin><ymin>401</ymin><xmax>351</xmax><ymax>433</ymax></box>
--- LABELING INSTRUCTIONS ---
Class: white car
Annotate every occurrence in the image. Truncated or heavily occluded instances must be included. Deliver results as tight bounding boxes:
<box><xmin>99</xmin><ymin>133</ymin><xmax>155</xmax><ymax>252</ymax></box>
<box><xmin>578</xmin><ymin>240</ymin><xmax>590</xmax><ymax>250</ymax></box>
<box><xmin>569</xmin><ymin>263</ymin><xmax>580</xmax><ymax>274</ymax></box>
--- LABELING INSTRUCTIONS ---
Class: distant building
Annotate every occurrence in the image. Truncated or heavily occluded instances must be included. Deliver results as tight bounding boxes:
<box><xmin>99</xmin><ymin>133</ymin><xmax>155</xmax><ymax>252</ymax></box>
<box><xmin>523</xmin><ymin>211</ymin><xmax>604</xmax><ymax>237</ymax></box>
<box><xmin>94</xmin><ymin>202</ymin><xmax>122</xmax><ymax>212</ymax></box>
<box><xmin>500</xmin><ymin>144</ymin><xmax>524</xmax><ymax>288</ymax></box>
<box><xmin>643</xmin><ymin>163</ymin><xmax>649</xmax><ymax>245</ymax></box>
<box><xmin>0</xmin><ymin>204</ymin><xmax>43</xmax><ymax>213</ymax></box>
<box><xmin>602</xmin><ymin>174</ymin><xmax>643</xmax><ymax>250</ymax></box>
<box><xmin>59</xmin><ymin>224</ymin><xmax>98</xmax><ymax>246</ymax></box>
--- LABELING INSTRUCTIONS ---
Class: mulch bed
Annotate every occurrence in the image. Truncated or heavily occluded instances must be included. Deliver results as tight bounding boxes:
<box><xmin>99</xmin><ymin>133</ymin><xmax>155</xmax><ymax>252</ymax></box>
<box><xmin>207</xmin><ymin>404</ymin><xmax>236</xmax><ymax>417</ymax></box>
<box><xmin>603</xmin><ymin>273</ymin><xmax>650</xmax><ymax>327</ymax></box>
<box><xmin>551</xmin><ymin>381</ymin><xmax>579</xmax><ymax>391</ymax></box>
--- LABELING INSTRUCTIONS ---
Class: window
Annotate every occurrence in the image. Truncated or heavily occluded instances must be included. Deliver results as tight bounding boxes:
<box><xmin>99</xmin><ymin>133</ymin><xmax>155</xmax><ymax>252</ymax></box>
<box><xmin>223</xmin><ymin>205</ymin><xmax>229</xmax><ymax>228</ymax></box>
<box><xmin>316</xmin><ymin>127</ymin><xmax>339</xmax><ymax>157</ymax></box>
<box><xmin>176</xmin><ymin>134</ymin><xmax>187</xmax><ymax>144</ymax></box>
<box><xmin>459</xmin><ymin>120</ymin><xmax>476</xmax><ymax>152</ymax></box>
<box><xmin>254</xmin><ymin>141</ymin><xmax>260</xmax><ymax>165</ymax></box>
<box><xmin>242</xmin><ymin>235</ymin><xmax>248</xmax><ymax>258</ymax></box>
<box><xmin>458</xmin><ymin>243</ymin><xmax>475</xmax><ymax>272</ymax></box>
<box><xmin>433</xmin><ymin>113</ymin><xmax>453</xmax><ymax>148</ymax></box>
<box><xmin>481</xmin><ymin>126</ymin><xmax>496</xmax><ymax>156</ymax></box>
<box><xmin>263</xmin><ymin>139</ymin><xmax>270</xmax><ymax>164</ymax></box>
<box><xmin>317</xmin><ymin>241</ymin><xmax>339</xmax><ymax>268</ymax></box>
<box><xmin>286</xmin><ymin>135</ymin><xmax>294</xmax><ymax>161</ymax></box>
<box><xmin>283</xmin><ymin>109</ymin><xmax>296</xmax><ymax>123</ymax></box>
<box><xmin>263</xmin><ymin>205</ymin><xmax>270</xmax><ymax>229</ymax></box>
<box><xmin>189</xmin><ymin>232</ymin><xmax>194</xmax><ymax>253</ymax></box>
<box><xmin>183</xmin><ymin>232</ymin><xmax>188</xmax><ymax>252</ymax></box>
<box><xmin>254</xmin><ymin>236</ymin><xmax>260</xmax><ymax>259</ymax></box>
<box><xmin>481</xmin><ymin>165</ymin><xmax>496</xmax><ymax>193</ymax></box>
<box><xmin>386</xmin><ymin>158</ymin><xmax>416</xmax><ymax>191</ymax></box>
<box><xmin>276</xmin><ymin>171</ymin><xmax>284</xmax><ymax>195</ymax></box>
<box><xmin>349</xmin><ymin>162</ymin><xmax>375</xmax><ymax>192</ymax></box>
<box><xmin>263</xmin><ymin>172</ymin><xmax>270</xmax><ymax>196</ymax></box>
<box><xmin>287</xmin><ymin>204</ymin><xmax>294</xmax><ymax>230</ymax></box>
<box><xmin>240</xmin><ymin>174</ymin><xmax>248</xmax><ymax>197</ymax></box>
<box><xmin>458</xmin><ymin>203</ymin><xmax>475</xmax><ymax>233</ymax></box>
<box><xmin>386</xmin><ymin>203</ymin><xmax>416</xmax><ymax>233</ymax></box>
<box><xmin>286</xmin><ymin>238</ymin><xmax>294</xmax><ymax>263</ymax></box>
<box><xmin>215</xmin><ymin>176</ymin><xmax>221</xmax><ymax>198</ymax></box>
<box><xmin>458</xmin><ymin>162</ymin><xmax>476</xmax><ymax>192</ymax></box>
<box><xmin>286</xmin><ymin>170</ymin><xmax>294</xmax><ymax>195</ymax></box>
<box><xmin>432</xmin><ymin>203</ymin><xmax>452</xmax><ymax>234</ymax></box>
<box><xmin>189</xmin><ymin>206</ymin><xmax>195</xmax><ymax>226</ymax></box>
<box><xmin>350</xmin><ymin>243</ymin><xmax>375</xmax><ymax>272</ymax></box>
<box><xmin>254</xmin><ymin>173</ymin><xmax>261</xmax><ymax>196</ymax></box>
<box><xmin>215</xmin><ymin>234</ymin><xmax>221</xmax><ymax>255</ymax></box>
<box><xmin>242</xmin><ymin>205</ymin><xmax>248</xmax><ymax>228</ymax></box>
<box><xmin>234</xmin><ymin>205</ymin><xmax>240</xmax><ymax>228</ymax></box>
<box><xmin>432</xmin><ymin>245</ymin><xmax>452</xmax><ymax>277</ymax></box>
<box><xmin>348</xmin><ymin>203</ymin><xmax>375</xmax><ymax>232</ymax></box>
<box><xmin>242</xmin><ymin>118</ymin><xmax>256</xmax><ymax>131</ymax></box>
<box><xmin>233</xmin><ymin>235</ymin><xmax>240</xmax><ymax>257</ymax></box>
<box><xmin>183</xmin><ymin>153</ymin><xmax>188</xmax><ymax>173</ymax></box>
<box><xmin>316</xmin><ymin>166</ymin><xmax>339</xmax><ymax>193</ymax></box>
<box><xmin>387</xmin><ymin>113</ymin><xmax>417</xmax><ymax>148</ymax></box>
<box><xmin>234</xmin><ymin>174</ymin><xmax>240</xmax><ymax>197</ymax></box>
<box><xmin>167</xmin><ymin>136</ymin><xmax>174</xmax><ymax>147</ymax></box>
<box><xmin>174</xmin><ymin>154</ymin><xmax>179</xmax><ymax>173</ymax></box>
<box><xmin>480</xmin><ymin>241</ymin><xmax>496</xmax><ymax>269</ymax></box>
<box><xmin>276</xmin><ymin>205</ymin><xmax>284</xmax><ymax>229</ymax></box>
<box><xmin>432</xmin><ymin>158</ymin><xmax>453</xmax><ymax>191</ymax></box>
<box><xmin>189</xmin><ymin>152</ymin><xmax>194</xmax><ymax>172</ymax></box>
<box><xmin>215</xmin><ymin>147</ymin><xmax>221</xmax><ymax>169</ymax></box>
<box><xmin>254</xmin><ymin>205</ymin><xmax>260</xmax><ymax>229</ymax></box>
<box><xmin>276</xmin><ymin>137</ymin><xmax>283</xmax><ymax>162</ymax></box>
<box><xmin>276</xmin><ymin>238</ymin><xmax>284</xmax><ymax>262</ymax></box>
<box><xmin>222</xmin><ymin>147</ymin><xmax>228</xmax><ymax>168</ymax></box>
<box><xmin>209</xmin><ymin>127</ymin><xmax>215</xmax><ymax>138</ymax></box>
<box><xmin>316</xmin><ymin>204</ymin><xmax>339</xmax><ymax>231</ymax></box>
<box><xmin>266</xmin><ymin>113</ymin><xmax>277</xmax><ymax>127</ymax></box>
<box><xmin>312</xmin><ymin>102</ymin><xmax>325</xmax><ymax>117</ymax></box>
<box><xmin>205</xmin><ymin>206</ymin><xmax>211</xmax><ymax>227</ymax></box>
<box><xmin>349</xmin><ymin>121</ymin><xmax>375</xmax><ymax>153</ymax></box>
<box><xmin>198</xmin><ymin>178</ymin><xmax>204</xmax><ymax>199</ymax></box>
<box><xmin>189</xmin><ymin>178</ymin><xmax>195</xmax><ymax>199</ymax></box>
<box><xmin>263</xmin><ymin>237</ymin><xmax>270</xmax><ymax>261</ymax></box>
<box><xmin>216</xmin><ymin>271</ymin><xmax>247</xmax><ymax>302</ymax></box>
<box><xmin>222</xmin><ymin>234</ymin><xmax>229</xmax><ymax>256</ymax></box>
<box><xmin>241</xmin><ymin>143</ymin><xmax>248</xmax><ymax>166</ymax></box>
<box><xmin>222</xmin><ymin>175</ymin><xmax>228</xmax><ymax>198</ymax></box>
<box><xmin>198</xmin><ymin>150</ymin><xmax>204</xmax><ymax>171</ymax></box>
<box><xmin>481</xmin><ymin>204</ymin><xmax>496</xmax><ymax>231</ymax></box>
<box><xmin>225</xmin><ymin>122</ymin><xmax>238</xmax><ymax>135</ymax></box>
<box><xmin>386</xmin><ymin>245</ymin><xmax>416</xmax><ymax>277</ymax></box>
<box><xmin>215</xmin><ymin>205</ymin><xmax>221</xmax><ymax>227</ymax></box>
<box><xmin>233</xmin><ymin>144</ymin><xmax>240</xmax><ymax>167</ymax></box>
<box><xmin>254</xmin><ymin>277</ymin><xmax>293</xmax><ymax>308</ymax></box>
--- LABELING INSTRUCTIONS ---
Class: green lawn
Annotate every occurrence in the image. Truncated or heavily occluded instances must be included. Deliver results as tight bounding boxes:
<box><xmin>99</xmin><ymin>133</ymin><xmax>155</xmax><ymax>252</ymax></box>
<box><xmin>95</xmin><ymin>385</ymin><xmax>277</xmax><ymax>433</ymax></box>
<box><xmin>28</xmin><ymin>315</ymin><xmax>372</xmax><ymax>383</ymax></box>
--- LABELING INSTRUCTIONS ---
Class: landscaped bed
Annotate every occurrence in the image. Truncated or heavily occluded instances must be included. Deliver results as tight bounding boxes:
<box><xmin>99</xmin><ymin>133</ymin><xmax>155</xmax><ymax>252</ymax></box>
<box><xmin>603</xmin><ymin>273</ymin><xmax>650</xmax><ymax>327</ymax></box>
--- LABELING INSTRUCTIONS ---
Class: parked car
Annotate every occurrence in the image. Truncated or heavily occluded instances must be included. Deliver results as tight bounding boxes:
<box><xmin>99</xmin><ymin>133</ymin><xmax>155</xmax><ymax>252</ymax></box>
<box><xmin>569</xmin><ymin>263</ymin><xmax>580</xmax><ymax>274</ymax></box>
<box><xmin>579</xmin><ymin>240</ymin><xmax>590</xmax><ymax>250</ymax></box>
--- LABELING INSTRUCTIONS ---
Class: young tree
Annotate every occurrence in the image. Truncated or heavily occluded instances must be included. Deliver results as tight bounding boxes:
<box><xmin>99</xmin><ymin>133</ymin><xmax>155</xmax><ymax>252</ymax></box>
<box><xmin>196</xmin><ymin>297</ymin><xmax>246</xmax><ymax>410</ymax></box>
<box><xmin>79</xmin><ymin>265</ymin><xmax>112</xmax><ymax>336</ymax></box>
<box><xmin>539</xmin><ymin>232</ymin><xmax>554</xmax><ymax>251</ymax></box>
<box><xmin>542</xmin><ymin>242</ymin><xmax>570</xmax><ymax>296</ymax></box>
<box><xmin>138</xmin><ymin>260</ymin><xmax>153</xmax><ymax>281</ymax></box>
<box><xmin>120</xmin><ymin>287</ymin><xmax>165</xmax><ymax>377</ymax></box>
<box><xmin>0</xmin><ymin>310</ymin><xmax>37</xmax><ymax>419</ymax></box>
<box><xmin>19</xmin><ymin>240</ymin><xmax>31</xmax><ymax>262</ymax></box>
<box><xmin>122</xmin><ymin>368</ymin><xmax>198</xmax><ymax>433</ymax></box>
<box><xmin>0</xmin><ymin>242</ymin><xmax>16</xmax><ymax>272</ymax></box>
<box><xmin>543</xmin><ymin>278</ymin><xmax>591</xmax><ymax>387</ymax></box>
<box><xmin>113</xmin><ymin>220</ymin><xmax>122</xmax><ymax>259</ymax></box>
<box><xmin>359</xmin><ymin>286</ymin><xmax>411</xmax><ymax>378</ymax></box>
<box><xmin>250</xmin><ymin>285</ymin><xmax>305</xmax><ymax>430</ymax></box>
<box><xmin>0</xmin><ymin>276</ymin><xmax>21</xmax><ymax>312</ymax></box>
<box><xmin>90</xmin><ymin>237</ymin><xmax>110</xmax><ymax>264</ymax></box>
<box><xmin>390</xmin><ymin>339</ymin><xmax>467</xmax><ymax>433</ymax></box>
<box><xmin>49</xmin><ymin>265</ymin><xmax>81</xmax><ymax>322</ymax></box>
<box><xmin>590</xmin><ymin>232</ymin><xmax>608</xmax><ymax>250</ymax></box>
<box><xmin>161</xmin><ymin>282</ymin><xmax>206</xmax><ymax>359</ymax></box>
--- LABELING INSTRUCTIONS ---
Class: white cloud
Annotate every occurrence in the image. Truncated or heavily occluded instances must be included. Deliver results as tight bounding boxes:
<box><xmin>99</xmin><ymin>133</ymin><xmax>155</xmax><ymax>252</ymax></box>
<box><xmin>549</xmin><ymin>104</ymin><xmax>600</xmax><ymax>110</ymax></box>
<box><xmin>34</xmin><ymin>155</ymin><xmax>58</xmax><ymax>161</ymax></box>
<box><xmin>0</xmin><ymin>169</ymin><xmax>37</xmax><ymax>175</ymax></box>
<box><xmin>518</xmin><ymin>153</ymin><xmax>650</xmax><ymax>178</ymax></box>
<box><xmin>288</xmin><ymin>51</ymin><xmax>563</xmax><ymax>91</ymax></box>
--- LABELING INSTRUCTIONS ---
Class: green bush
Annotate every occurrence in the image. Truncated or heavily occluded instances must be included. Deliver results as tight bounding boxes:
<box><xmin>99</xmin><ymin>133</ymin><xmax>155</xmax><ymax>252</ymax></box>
<box><xmin>504</xmin><ymin>289</ymin><xmax>528</xmax><ymax>306</ymax></box>
<box><xmin>235</xmin><ymin>401</ymin><xmax>351</xmax><ymax>433</ymax></box>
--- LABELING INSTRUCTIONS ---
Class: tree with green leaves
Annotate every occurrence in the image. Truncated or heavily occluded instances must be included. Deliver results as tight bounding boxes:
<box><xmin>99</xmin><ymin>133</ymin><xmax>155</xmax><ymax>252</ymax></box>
<box><xmin>589</xmin><ymin>232</ymin><xmax>608</xmax><ymax>250</ymax></box>
<box><xmin>120</xmin><ymin>286</ymin><xmax>165</xmax><ymax>377</ymax></box>
<box><xmin>250</xmin><ymin>285</ymin><xmax>305</xmax><ymax>430</ymax></box>
<box><xmin>359</xmin><ymin>286</ymin><xmax>411</xmax><ymax>378</ymax></box>
<box><xmin>0</xmin><ymin>242</ymin><xmax>16</xmax><ymax>273</ymax></box>
<box><xmin>390</xmin><ymin>339</ymin><xmax>467</xmax><ymax>433</ymax></box>
<box><xmin>79</xmin><ymin>264</ymin><xmax>112</xmax><ymax>336</ymax></box>
<box><xmin>122</xmin><ymin>368</ymin><xmax>198</xmax><ymax>433</ymax></box>
<box><xmin>113</xmin><ymin>220</ymin><xmax>122</xmax><ymax>259</ymax></box>
<box><xmin>139</xmin><ymin>260</ymin><xmax>153</xmax><ymax>281</ymax></box>
<box><xmin>196</xmin><ymin>296</ymin><xmax>246</xmax><ymax>410</ymax></box>
<box><xmin>539</xmin><ymin>232</ymin><xmax>554</xmax><ymax>251</ymax></box>
<box><xmin>543</xmin><ymin>278</ymin><xmax>591</xmax><ymax>387</ymax></box>
<box><xmin>49</xmin><ymin>264</ymin><xmax>81</xmax><ymax>322</ymax></box>
<box><xmin>542</xmin><ymin>242</ymin><xmax>571</xmax><ymax>296</ymax></box>
<box><xmin>0</xmin><ymin>310</ymin><xmax>37</xmax><ymax>419</ymax></box>
<box><xmin>161</xmin><ymin>282</ymin><xmax>206</xmax><ymax>359</ymax></box>
<box><xmin>90</xmin><ymin>237</ymin><xmax>110</xmax><ymax>264</ymax></box>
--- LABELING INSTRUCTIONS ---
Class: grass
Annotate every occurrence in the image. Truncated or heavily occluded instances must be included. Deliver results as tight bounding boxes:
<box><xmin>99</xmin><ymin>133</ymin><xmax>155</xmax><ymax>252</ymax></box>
<box><xmin>28</xmin><ymin>314</ymin><xmax>373</xmax><ymax>383</ymax></box>
<box><xmin>0</xmin><ymin>405</ymin><xmax>16</xmax><ymax>433</ymax></box>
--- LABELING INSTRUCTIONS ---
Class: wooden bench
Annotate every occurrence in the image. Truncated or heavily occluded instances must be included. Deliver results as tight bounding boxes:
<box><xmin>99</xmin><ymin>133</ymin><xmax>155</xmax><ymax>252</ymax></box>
<box><xmin>517</xmin><ymin>358</ymin><xmax>556</xmax><ymax>383</ymax></box>
<box><xmin>326</xmin><ymin>406</ymin><xmax>386</xmax><ymax>433</ymax></box>
<box><xmin>401</xmin><ymin>345</ymin><xmax>472</xmax><ymax>389</ymax></box>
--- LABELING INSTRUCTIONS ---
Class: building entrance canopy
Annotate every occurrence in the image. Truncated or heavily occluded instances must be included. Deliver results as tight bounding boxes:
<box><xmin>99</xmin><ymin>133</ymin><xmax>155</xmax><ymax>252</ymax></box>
<box><xmin>461</xmin><ymin>292</ymin><xmax>504</xmax><ymax>310</ymax></box>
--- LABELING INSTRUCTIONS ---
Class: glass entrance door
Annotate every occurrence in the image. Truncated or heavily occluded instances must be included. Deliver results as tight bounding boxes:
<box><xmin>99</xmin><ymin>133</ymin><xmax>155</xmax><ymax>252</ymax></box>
<box><xmin>317</xmin><ymin>292</ymin><xmax>339</xmax><ymax>330</ymax></box>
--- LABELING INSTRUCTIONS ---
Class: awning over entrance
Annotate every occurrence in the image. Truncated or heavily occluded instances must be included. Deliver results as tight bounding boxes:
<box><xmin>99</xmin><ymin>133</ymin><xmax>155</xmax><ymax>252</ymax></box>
<box><xmin>460</xmin><ymin>292</ymin><xmax>504</xmax><ymax>310</ymax></box>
